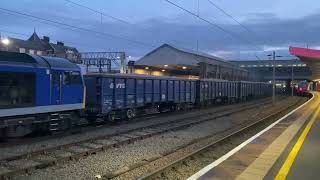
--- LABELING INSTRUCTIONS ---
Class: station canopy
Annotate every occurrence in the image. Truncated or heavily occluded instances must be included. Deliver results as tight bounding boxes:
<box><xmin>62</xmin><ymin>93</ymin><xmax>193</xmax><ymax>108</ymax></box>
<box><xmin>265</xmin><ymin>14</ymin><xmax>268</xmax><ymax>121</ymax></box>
<box><xmin>289</xmin><ymin>46</ymin><xmax>320</xmax><ymax>80</ymax></box>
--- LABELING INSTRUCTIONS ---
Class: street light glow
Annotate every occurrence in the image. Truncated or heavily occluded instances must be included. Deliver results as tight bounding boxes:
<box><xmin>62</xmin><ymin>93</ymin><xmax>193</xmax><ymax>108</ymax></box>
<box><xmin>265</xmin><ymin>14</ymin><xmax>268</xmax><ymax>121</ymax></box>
<box><xmin>182</xmin><ymin>66</ymin><xmax>187</xmax><ymax>69</ymax></box>
<box><xmin>1</xmin><ymin>38</ymin><xmax>10</xmax><ymax>45</ymax></box>
<box><xmin>164</xmin><ymin>64</ymin><xmax>168</xmax><ymax>67</ymax></box>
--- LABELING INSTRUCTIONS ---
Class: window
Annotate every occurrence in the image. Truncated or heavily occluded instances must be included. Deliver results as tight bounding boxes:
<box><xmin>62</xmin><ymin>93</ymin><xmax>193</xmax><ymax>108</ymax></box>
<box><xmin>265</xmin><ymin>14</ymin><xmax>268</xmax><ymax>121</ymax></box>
<box><xmin>19</xmin><ymin>48</ymin><xmax>26</xmax><ymax>53</ymax></box>
<box><xmin>37</xmin><ymin>51</ymin><xmax>42</xmax><ymax>55</ymax></box>
<box><xmin>63</xmin><ymin>71</ymin><xmax>81</xmax><ymax>85</ymax></box>
<box><xmin>52</xmin><ymin>73</ymin><xmax>60</xmax><ymax>85</ymax></box>
<box><xmin>29</xmin><ymin>49</ymin><xmax>35</xmax><ymax>55</ymax></box>
<box><xmin>0</xmin><ymin>72</ymin><xmax>35</xmax><ymax>108</ymax></box>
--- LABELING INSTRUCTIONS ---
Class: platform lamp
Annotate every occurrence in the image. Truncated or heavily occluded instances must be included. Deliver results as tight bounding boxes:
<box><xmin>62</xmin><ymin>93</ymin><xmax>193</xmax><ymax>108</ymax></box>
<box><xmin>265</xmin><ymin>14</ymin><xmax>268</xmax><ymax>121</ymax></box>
<box><xmin>267</xmin><ymin>51</ymin><xmax>283</xmax><ymax>104</ymax></box>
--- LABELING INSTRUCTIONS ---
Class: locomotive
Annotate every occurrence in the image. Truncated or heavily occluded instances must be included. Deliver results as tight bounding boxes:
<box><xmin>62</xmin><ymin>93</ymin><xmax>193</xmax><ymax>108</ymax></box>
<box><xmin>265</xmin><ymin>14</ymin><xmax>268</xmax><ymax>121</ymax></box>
<box><xmin>0</xmin><ymin>51</ymin><xmax>272</xmax><ymax>138</ymax></box>
<box><xmin>0</xmin><ymin>51</ymin><xmax>85</xmax><ymax>138</ymax></box>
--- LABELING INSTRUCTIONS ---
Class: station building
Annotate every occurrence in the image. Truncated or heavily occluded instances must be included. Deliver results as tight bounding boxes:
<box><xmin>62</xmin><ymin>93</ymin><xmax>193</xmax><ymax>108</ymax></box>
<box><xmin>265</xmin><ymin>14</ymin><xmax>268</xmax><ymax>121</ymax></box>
<box><xmin>128</xmin><ymin>44</ymin><xmax>250</xmax><ymax>81</ymax></box>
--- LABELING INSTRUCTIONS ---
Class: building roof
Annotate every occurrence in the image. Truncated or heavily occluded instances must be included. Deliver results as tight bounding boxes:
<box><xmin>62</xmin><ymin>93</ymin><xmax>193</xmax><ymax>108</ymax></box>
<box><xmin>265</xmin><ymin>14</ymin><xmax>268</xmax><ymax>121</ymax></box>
<box><xmin>28</xmin><ymin>32</ymin><xmax>42</xmax><ymax>42</ymax></box>
<box><xmin>290</xmin><ymin>46</ymin><xmax>320</xmax><ymax>80</ymax></box>
<box><xmin>135</xmin><ymin>44</ymin><xmax>242</xmax><ymax>70</ymax></box>
<box><xmin>9</xmin><ymin>37</ymin><xmax>48</xmax><ymax>51</ymax></box>
<box><xmin>7</xmin><ymin>32</ymin><xmax>78</xmax><ymax>55</ymax></box>
<box><xmin>50</xmin><ymin>43</ymin><xmax>79</xmax><ymax>54</ymax></box>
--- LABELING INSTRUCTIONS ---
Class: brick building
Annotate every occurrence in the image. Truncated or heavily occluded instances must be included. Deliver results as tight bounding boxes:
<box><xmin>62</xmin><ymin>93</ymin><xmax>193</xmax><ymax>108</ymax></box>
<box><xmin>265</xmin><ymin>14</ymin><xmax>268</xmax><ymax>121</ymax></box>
<box><xmin>0</xmin><ymin>32</ymin><xmax>81</xmax><ymax>63</ymax></box>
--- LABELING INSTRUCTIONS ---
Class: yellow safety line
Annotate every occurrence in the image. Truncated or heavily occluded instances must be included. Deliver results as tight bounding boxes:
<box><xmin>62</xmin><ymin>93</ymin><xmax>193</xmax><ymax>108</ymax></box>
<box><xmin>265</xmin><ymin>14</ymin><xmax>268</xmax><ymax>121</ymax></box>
<box><xmin>275</xmin><ymin>102</ymin><xmax>320</xmax><ymax>180</ymax></box>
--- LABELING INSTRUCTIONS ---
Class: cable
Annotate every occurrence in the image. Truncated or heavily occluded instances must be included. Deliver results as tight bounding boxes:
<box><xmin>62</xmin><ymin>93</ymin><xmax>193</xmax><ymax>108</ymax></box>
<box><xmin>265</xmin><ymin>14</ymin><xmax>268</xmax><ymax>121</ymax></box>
<box><xmin>0</xmin><ymin>28</ymin><xmax>113</xmax><ymax>51</ymax></box>
<box><xmin>64</xmin><ymin>0</ymin><xmax>131</xmax><ymax>25</ymax></box>
<box><xmin>206</xmin><ymin>0</ymin><xmax>267</xmax><ymax>45</ymax></box>
<box><xmin>63</xmin><ymin>0</ymin><xmax>194</xmax><ymax>49</ymax></box>
<box><xmin>163</xmin><ymin>0</ymin><xmax>261</xmax><ymax>50</ymax></box>
<box><xmin>0</xmin><ymin>7</ymin><xmax>155</xmax><ymax>48</ymax></box>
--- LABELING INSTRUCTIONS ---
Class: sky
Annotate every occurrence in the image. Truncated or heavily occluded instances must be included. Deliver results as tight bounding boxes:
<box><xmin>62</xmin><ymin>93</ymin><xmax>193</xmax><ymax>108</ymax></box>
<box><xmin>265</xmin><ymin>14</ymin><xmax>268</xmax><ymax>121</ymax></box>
<box><xmin>0</xmin><ymin>0</ymin><xmax>319</xmax><ymax>60</ymax></box>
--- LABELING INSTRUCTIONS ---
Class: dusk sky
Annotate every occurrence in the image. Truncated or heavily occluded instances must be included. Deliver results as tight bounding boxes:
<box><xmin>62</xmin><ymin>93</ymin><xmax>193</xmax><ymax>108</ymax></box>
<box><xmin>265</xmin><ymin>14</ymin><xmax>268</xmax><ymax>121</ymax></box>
<box><xmin>1</xmin><ymin>0</ymin><xmax>319</xmax><ymax>60</ymax></box>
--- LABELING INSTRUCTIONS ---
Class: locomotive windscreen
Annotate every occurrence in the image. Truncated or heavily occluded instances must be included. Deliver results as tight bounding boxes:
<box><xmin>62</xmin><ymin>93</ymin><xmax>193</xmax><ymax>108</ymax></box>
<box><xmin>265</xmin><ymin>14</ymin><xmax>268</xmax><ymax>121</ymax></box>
<box><xmin>0</xmin><ymin>72</ymin><xmax>36</xmax><ymax>109</ymax></box>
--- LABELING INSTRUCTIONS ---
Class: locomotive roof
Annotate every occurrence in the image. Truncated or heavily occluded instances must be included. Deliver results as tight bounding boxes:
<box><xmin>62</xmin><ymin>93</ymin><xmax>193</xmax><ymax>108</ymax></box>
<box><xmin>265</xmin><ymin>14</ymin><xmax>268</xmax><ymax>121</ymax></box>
<box><xmin>0</xmin><ymin>51</ymin><xmax>80</xmax><ymax>71</ymax></box>
<box><xmin>39</xmin><ymin>56</ymin><xmax>80</xmax><ymax>71</ymax></box>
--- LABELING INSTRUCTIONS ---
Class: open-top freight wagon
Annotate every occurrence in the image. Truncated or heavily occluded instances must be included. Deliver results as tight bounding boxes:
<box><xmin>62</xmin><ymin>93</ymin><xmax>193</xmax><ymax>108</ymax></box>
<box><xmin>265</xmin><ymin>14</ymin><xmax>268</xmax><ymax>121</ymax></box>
<box><xmin>84</xmin><ymin>74</ymin><xmax>197</xmax><ymax>121</ymax></box>
<box><xmin>85</xmin><ymin>74</ymin><xmax>272</xmax><ymax>122</ymax></box>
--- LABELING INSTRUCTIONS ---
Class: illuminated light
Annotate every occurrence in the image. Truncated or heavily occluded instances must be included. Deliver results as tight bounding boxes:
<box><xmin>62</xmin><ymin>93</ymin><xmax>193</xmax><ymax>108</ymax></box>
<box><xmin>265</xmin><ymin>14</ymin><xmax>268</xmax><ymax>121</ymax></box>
<box><xmin>134</xmin><ymin>69</ymin><xmax>147</xmax><ymax>75</ymax></box>
<box><xmin>164</xmin><ymin>64</ymin><xmax>168</xmax><ymax>67</ymax></box>
<box><xmin>161</xmin><ymin>69</ymin><xmax>166</xmax><ymax>72</ymax></box>
<box><xmin>1</xmin><ymin>38</ymin><xmax>10</xmax><ymax>45</ymax></box>
<box><xmin>95</xmin><ymin>175</ymin><xmax>102</xmax><ymax>179</ymax></box>
<box><xmin>145</xmin><ymin>67</ymin><xmax>149</xmax><ymax>70</ymax></box>
<box><xmin>182</xmin><ymin>66</ymin><xmax>187</xmax><ymax>70</ymax></box>
<box><xmin>152</xmin><ymin>71</ymin><xmax>161</xmax><ymax>76</ymax></box>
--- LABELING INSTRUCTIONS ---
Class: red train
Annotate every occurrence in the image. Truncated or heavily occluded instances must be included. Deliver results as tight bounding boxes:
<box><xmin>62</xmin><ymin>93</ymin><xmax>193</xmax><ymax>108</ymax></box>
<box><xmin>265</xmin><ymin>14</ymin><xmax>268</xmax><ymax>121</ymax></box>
<box><xmin>294</xmin><ymin>81</ymin><xmax>311</xmax><ymax>95</ymax></box>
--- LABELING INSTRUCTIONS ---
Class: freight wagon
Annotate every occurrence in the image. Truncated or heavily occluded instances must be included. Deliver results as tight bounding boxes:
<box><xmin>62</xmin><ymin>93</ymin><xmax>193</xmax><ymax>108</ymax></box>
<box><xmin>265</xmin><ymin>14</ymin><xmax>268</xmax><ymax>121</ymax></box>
<box><xmin>85</xmin><ymin>74</ymin><xmax>197</xmax><ymax>121</ymax></box>
<box><xmin>197</xmin><ymin>79</ymin><xmax>272</xmax><ymax>106</ymax></box>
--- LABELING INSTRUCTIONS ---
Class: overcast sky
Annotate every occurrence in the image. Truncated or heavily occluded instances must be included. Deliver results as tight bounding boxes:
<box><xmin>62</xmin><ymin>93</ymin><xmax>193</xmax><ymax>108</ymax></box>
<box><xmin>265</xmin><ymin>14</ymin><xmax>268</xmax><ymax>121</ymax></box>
<box><xmin>0</xmin><ymin>0</ymin><xmax>319</xmax><ymax>60</ymax></box>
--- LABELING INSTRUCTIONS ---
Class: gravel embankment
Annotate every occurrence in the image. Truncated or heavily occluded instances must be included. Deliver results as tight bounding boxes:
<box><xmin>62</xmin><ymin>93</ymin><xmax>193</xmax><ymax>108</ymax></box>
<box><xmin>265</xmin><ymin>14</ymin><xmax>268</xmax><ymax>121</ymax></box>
<box><xmin>12</xmin><ymin>96</ymin><xmax>304</xmax><ymax>180</ymax></box>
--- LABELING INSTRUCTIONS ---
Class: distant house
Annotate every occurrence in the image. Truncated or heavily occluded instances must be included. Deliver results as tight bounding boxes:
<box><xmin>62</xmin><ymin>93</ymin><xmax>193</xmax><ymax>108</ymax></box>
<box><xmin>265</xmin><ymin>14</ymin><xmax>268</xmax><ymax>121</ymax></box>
<box><xmin>0</xmin><ymin>32</ymin><xmax>81</xmax><ymax>63</ymax></box>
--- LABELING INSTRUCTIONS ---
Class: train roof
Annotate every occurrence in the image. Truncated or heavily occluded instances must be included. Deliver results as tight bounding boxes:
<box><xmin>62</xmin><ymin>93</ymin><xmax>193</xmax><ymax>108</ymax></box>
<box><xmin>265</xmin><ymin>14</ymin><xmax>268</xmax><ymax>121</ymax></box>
<box><xmin>0</xmin><ymin>51</ymin><xmax>80</xmax><ymax>71</ymax></box>
<box><xmin>85</xmin><ymin>73</ymin><xmax>198</xmax><ymax>81</ymax></box>
<box><xmin>38</xmin><ymin>56</ymin><xmax>80</xmax><ymax>71</ymax></box>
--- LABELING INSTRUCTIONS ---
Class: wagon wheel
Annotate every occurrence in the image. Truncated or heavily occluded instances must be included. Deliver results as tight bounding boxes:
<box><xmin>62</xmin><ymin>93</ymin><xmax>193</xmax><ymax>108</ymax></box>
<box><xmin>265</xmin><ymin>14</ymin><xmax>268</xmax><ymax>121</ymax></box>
<box><xmin>107</xmin><ymin>113</ymin><xmax>116</xmax><ymax>122</ymax></box>
<box><xmin>126</xmin><ymin>109</ymin><xmax>136</xmax><ymax>119</ymax></box>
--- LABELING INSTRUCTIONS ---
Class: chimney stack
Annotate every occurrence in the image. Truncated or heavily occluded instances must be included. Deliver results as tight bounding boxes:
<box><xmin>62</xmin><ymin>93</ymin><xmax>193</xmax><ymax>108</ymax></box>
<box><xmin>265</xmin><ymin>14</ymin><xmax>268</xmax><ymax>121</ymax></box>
<box><xmin>57</xmin><ymin>41</ymin><xmax>64</xmax><ymax>46</ymax></box>
<box><xmin>43</xmin><ymin>36</ymin><xmax>50</xmax><ymax>43</ymax></box>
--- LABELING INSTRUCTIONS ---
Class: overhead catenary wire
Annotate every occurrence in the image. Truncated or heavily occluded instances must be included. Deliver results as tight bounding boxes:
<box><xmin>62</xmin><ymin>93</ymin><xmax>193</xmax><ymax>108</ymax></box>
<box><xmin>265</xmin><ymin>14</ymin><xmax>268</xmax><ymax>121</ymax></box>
<box><xmin>64</xmin><ymin>0</ymin><xmax>131</xmax><ymax>25</ymax></box>
<box><xmin>163</xmin><ymin>0</ymin><xmax>261</xmax><ymax>50</ymax></box>
<box><xmin>206</xmin><ymin>0</ymin><xmax>268</xmax><ymax>54</ymax></box>
<box><xmin>63</xmin><ymin>0</ymin><xmax>195</xmax><ymax>49</ymax></box>
<box><xmin>0</xmin><ymin>28</ymin><xmax>110</xmax><ymax>51</ymax></box>
<box><xmin>0</xmin><ymin>7</ymin><xmax>155</xmax><ymax>48</ymax></box>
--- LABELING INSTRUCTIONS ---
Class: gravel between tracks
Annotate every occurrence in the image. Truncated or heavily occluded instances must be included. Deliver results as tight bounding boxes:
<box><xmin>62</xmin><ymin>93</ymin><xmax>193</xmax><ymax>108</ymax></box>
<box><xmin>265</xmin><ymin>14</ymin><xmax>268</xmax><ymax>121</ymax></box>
<box><xmin>10</xmin><ymin>96</ymin><xmax>305</xmax><ymax>180</ymax></box>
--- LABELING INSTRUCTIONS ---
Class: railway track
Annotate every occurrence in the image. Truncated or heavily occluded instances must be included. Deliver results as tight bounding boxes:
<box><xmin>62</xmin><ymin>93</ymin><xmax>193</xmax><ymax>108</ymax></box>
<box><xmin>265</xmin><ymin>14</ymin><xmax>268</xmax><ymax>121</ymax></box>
<box><xmin>0</xmin><ymin>98</ymin><xmax>272</xmax><ymax>148</ymax></box>
<box><xmin>136</xmin><ymin>99</ymin><xmax>303</xmax><ymax>180</ymax></box>
<box><xmin>0</xmin><ymin>99</ymin><xmax>274</xmax><ymax>179</ymax></box>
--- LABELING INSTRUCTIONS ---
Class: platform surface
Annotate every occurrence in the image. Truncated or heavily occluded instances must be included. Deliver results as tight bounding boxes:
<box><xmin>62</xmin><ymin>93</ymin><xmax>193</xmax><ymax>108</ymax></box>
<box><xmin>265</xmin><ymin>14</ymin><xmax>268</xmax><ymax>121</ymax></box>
<box><xmin>266</xmin><ymin>95</ymin><xmax>320</xmax><ymax>180</ymax></box>
<box><xmin>188</xmin><ymin>93</ymin><xmax>320</xmax><ymax>180</ymax></box>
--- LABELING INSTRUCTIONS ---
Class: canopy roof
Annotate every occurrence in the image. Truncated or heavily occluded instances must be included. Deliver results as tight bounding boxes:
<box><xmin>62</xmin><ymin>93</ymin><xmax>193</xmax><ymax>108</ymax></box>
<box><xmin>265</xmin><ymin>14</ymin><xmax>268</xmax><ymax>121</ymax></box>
<box><xmin>289</xmin><ymin>46</ymin><xmax>320</xmax><ymax>80</ymax></box>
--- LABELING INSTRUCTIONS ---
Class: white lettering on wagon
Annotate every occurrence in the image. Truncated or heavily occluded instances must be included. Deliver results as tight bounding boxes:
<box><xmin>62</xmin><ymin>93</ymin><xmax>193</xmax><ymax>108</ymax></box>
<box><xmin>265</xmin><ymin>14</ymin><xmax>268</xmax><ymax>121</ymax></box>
<box><xmin>109</xmin><ymin>83</ymin><xmax>125</xmax><ymax>89</ymax></box>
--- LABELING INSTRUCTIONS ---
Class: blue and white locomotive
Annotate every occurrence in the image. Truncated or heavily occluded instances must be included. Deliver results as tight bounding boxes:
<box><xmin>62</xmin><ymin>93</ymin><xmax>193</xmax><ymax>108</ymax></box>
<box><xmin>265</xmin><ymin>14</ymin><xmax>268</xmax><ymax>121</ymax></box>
<box><xmin>0</xmin><ymin>51</ymin><xmax>85</xmax><ymax>138</ymax></box>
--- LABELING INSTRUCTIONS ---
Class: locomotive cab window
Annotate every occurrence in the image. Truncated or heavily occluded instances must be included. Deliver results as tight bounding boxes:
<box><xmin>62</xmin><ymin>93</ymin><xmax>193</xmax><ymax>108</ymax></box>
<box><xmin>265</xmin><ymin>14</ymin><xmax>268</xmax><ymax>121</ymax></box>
<box><xmin>64</xmin><ymin>71</ymin><xmax>82</xmax><ymax>85</ymax></box>
<box><xmin>0</xmin><ymin>72</ymin><xmax>35</xmax><ymax>109</ymax></box>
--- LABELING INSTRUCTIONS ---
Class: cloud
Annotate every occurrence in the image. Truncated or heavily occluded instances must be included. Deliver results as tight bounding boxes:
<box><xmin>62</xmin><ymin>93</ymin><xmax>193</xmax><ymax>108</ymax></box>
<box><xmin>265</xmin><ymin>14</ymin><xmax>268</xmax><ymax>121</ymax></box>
<box><xmin>0</xmin><ymin>5</ymin><xmax>320</xmax><ymax>60</ymax></box>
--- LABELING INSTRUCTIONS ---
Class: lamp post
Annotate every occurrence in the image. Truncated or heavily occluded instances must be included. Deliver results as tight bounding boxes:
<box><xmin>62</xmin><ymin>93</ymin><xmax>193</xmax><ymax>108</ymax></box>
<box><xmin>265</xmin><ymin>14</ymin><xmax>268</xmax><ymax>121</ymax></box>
<box><xmin>291</xmin><ymin>63</ymin><xmax>294</xmax><ymax>97</ymax></box>
<box><xmin>267</xmin><ymin>51</ymin><xmax>282</xmax><ymax>104</ymax></box>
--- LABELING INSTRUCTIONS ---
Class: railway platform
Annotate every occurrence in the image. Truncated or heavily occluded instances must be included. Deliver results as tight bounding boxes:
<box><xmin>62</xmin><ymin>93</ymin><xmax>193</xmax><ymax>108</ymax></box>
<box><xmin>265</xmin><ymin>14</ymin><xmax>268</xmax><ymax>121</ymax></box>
<box><xmin>188</xmin><ymin>92</ymin><xmax>320</xmax><ymax>180</ymax></box>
